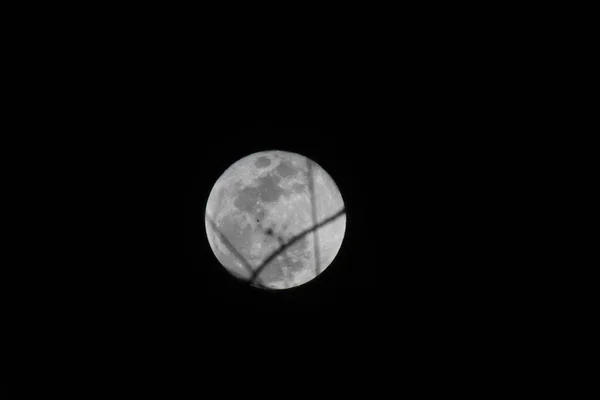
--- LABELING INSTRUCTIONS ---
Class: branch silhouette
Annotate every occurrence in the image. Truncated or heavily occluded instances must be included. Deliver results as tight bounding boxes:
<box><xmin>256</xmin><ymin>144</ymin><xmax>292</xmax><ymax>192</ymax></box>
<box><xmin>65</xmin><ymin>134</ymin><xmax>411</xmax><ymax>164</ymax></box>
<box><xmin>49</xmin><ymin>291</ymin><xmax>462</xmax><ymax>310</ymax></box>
<box><xmin>205</xmin><ymin>213</ymin><xmax>254</xmax><ymax>277</ymax></box>
<box><xmin>306</xmin><ymin>159</ymin><xmax>322</xmax><ymax>275</ymax></box>
<box><xmin>206</xmin><ymin>205</ymin><xmax>345</xmax><ymax>287</ymax></box>
<box><xmin>249</xmin><ymin>207</ymin><xmax>346</xmax><ymax>284</ymax></box>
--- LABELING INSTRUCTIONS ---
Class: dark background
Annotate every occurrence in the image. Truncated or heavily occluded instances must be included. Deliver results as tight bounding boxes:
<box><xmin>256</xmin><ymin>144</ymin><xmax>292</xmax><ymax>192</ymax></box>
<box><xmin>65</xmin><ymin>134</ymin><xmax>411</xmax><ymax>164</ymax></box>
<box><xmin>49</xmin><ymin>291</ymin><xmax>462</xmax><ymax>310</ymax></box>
<box><xmin>27</xmin><ymin>12</ymin><xmax>547</xmax><ymax>348</ymax></box>
<box><xmin>15</xmin><ymin>7</ymin><xmax>567</xmax><ymax>387</ymax></box>
<box><xmin>27</xmin><ymin>44</ymin><xmax>540</xmax><ymax>349</ymax></box>
<box><xmin>181</xmin><ymin>102</ymin><xmax>520</xmax><ymax>321</ymax></box>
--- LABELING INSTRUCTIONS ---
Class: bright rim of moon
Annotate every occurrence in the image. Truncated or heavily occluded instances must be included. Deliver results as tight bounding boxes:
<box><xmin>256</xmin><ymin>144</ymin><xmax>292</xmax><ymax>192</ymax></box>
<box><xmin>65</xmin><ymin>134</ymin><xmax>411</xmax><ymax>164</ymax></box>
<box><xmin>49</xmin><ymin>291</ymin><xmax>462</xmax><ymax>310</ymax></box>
<box><xmin>205</xmin><ymin>150</ymin><xmax>346</xmax><ymax>290</ymax></box>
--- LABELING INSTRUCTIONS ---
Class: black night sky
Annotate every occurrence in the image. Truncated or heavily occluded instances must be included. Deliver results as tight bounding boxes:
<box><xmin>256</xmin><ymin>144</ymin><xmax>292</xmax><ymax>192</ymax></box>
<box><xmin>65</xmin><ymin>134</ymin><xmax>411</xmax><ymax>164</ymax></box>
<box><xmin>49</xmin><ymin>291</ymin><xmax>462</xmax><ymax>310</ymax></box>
<box><xmin>22</xmin><ymin>10</ymin><xmax>550</xmax><ymax>382</ymax></box>
<box><xmin>182</xmin><ymin>106</ymin><xmax>517</xmax><ymax>320</ymax></box>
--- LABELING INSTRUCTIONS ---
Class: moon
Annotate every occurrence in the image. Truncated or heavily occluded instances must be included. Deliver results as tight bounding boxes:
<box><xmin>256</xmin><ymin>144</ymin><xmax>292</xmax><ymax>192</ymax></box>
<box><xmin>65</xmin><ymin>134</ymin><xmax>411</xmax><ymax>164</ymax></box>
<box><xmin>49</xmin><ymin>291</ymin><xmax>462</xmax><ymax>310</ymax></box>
<box><xmin>205</xmin><ymin>150</ymin><xmax>346</xmax><ymax>289</ymax></box>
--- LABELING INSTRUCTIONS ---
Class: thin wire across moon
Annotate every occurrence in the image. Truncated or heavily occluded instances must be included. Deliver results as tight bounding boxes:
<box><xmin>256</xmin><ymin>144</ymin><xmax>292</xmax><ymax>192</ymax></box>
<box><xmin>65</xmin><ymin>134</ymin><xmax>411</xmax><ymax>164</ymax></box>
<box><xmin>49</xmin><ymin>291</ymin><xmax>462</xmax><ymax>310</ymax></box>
<box><xmin>205</xmin><ymin>150</ymin><xmax>346</xmax><ymax>289</ymax></box>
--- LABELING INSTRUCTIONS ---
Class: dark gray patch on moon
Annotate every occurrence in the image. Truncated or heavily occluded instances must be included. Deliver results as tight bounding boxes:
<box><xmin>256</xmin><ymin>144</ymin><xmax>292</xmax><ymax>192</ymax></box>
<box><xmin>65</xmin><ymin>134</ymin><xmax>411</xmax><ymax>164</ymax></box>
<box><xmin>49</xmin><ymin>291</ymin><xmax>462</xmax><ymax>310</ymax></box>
<box><xmin>254</xmin><ymin>156</ymin><xmax>271</xmax><ymax>168</ymax></box>
<box><xmin>257</xmin><ymin>174</ymin><xmax>283</xmax><ymax>202</ymax></box>
<box><xmin>232</xmin><ymin>173</ymin><xmax>285</xmax><ymax>229</ymax></box>
<box><xmin>292</xmin><ymin>183</ymin><xmax>306</xmax><ymax>193</ymax></box>
<box><xmin>275</xmin><ymin>161</ymin><xmax>296</xmax><ymax>178</ymax></box>
<box><xmin>233</xmin><ymin>186</ymin><xmax>260</xmax><ymax>213</ymax></box>
<box><xmin>233</xmin><ymin>174</ymin><xmax>284</xmax><ymax>214</ymax></box>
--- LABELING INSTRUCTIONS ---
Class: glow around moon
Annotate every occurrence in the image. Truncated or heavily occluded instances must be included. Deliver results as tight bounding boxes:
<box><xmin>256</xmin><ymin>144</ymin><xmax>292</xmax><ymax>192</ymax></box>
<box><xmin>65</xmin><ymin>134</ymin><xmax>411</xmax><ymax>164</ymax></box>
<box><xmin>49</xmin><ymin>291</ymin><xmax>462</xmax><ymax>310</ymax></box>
<box><xmin>205</xmin><ymin>150</ymin><xmax>346</xmax><ymax>289</ymax></box>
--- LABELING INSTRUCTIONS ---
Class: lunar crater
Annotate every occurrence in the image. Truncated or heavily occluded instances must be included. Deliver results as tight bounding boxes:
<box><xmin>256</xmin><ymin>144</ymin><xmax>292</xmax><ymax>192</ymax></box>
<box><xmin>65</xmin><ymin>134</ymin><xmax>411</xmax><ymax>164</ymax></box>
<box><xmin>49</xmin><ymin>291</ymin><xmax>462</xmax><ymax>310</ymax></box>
<box><xmin>275</xmin><ymin>161</ymin><xmax>296</xmax><ymax>178</ymax></box>
<box><xmin>254</xmin><ymin>156</ymin><xmax>272</xmax><ymax>168</ymax></box>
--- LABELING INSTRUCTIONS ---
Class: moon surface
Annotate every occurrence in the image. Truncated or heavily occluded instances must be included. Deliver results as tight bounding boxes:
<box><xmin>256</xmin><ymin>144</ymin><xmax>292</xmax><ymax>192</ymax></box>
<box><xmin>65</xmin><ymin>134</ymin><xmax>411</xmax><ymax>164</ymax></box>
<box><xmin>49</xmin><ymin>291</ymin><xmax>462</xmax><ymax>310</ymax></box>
<box><xmin>205</xmin><ymin>150</ymin><xmax>346</xmax><ymax>289</ymax></box>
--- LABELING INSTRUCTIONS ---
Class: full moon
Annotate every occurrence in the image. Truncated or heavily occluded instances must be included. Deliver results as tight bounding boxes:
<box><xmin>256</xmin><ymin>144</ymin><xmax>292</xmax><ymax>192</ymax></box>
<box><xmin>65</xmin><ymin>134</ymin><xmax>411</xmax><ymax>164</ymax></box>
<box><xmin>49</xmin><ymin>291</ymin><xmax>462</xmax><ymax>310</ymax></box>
<box><xmin>205</xmin><ymin>150</ymin><xmax>346</xmax><ymax>289</ymax></box>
